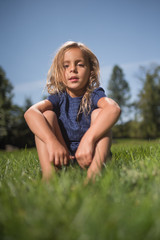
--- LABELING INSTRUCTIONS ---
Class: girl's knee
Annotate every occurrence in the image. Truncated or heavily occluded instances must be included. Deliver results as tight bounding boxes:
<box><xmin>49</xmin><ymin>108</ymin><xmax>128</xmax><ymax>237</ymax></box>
<box><xmin>91</xmin><ymin>109</ymin><xmax>112</xmax><ymax>134</ymax></box>
<box><xmin>43</xmin><ymin>110</ymin><xmax>58</xmax><ymax>127</ymax></box>
<box><xmin>91</xmin><ymin>108</ymin><xmax>102</xmax><ymax>124</ymax></box>
<box><xmin>91</xmin><ymin>109</ymin><xmax>112</xmax><ymax>139</ymax></box>
<box><xmin>43</xmin><ymin>110</ymin><xmax>56</xmax><ymax>119</ymax></box>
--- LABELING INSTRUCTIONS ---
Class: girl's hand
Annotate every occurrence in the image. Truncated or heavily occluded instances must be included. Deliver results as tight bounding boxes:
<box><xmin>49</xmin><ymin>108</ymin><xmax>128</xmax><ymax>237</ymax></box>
<box><xmin>75</xmin><ymin>133</ymin><xmax>95</xmax><ymax>169</ymax></box>
<box><xmin>46</xmin><ymin>139</ymin><xmax>70</xmax><ymax>167</ymax></box>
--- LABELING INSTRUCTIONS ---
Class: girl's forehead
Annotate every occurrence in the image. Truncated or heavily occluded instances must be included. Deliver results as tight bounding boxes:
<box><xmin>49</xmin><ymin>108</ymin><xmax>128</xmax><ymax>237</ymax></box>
<box><xmin>63</xmin><ymin>47</ymin><xmax>87</xmax><ymax>61</ymax></box>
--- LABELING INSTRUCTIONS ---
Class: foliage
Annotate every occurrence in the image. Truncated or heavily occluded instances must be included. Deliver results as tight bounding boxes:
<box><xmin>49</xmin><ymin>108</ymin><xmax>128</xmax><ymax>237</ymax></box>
<box><xmin>0</xmin><ymin>140</ymin><xmax>160</xmax><ymax>240</ymax></box>
<box><xmin>112</xmin><ymin>121</ymin><xmax>142</xmax><ymax>139</ymax></box>
<box><xmin>0</xmin><ymin>66</ymin><xmax>34</xmax><ymax>148</ymax></box>
<box><xmin>137</xmin><ymin>65</ymin><xmax>160</xmax><ymax>138</ymax></box>
<box><xmin>0</xmin><ymin>67</ymin><xmax>14</xmax><ymax>140</ymax></box>
<box><xmin>107</xmin><ymin>65</ymin><xmax>131</xmax><ymax>122</ymax></box>
<box><xmin>8</xmin><ymin>99</ymin><xmax>35</xmax><ymax>148</ymax></box>
<box><xmin>110</xmin><ymin>64</ymin><xmax>160</xmax><ymax>139</ymax></box>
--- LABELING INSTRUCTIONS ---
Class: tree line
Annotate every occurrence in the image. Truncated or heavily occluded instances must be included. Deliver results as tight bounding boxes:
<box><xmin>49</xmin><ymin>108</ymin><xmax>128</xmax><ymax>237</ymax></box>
<box><xmin>0</xmin><ymin>67</ymin><xmax>34</xmax><ymax>149</ymax></box>
<box><xmin>0</xmin><ymin>64</ymin><xmax>160</xmax><ymax>149</ymax></box>
<box><xmin>108</xmin><ymin>64</ymin><xmax>160</xmax><ymax>139</ymax></box>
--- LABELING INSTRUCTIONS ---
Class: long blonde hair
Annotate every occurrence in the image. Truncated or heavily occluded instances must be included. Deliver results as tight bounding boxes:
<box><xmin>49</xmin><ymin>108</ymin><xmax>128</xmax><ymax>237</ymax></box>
<box><xmin>47</xmin><ymin>41</ymin><xmax>100</xmax><ymax>115</ymax></box>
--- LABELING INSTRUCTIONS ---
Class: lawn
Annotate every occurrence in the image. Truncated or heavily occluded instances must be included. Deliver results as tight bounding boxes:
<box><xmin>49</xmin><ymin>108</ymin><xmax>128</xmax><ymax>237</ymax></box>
<box><xmin>0</xmin><ymin>139</ymin><xmax>160</xmax><ymax>240</ymax></box>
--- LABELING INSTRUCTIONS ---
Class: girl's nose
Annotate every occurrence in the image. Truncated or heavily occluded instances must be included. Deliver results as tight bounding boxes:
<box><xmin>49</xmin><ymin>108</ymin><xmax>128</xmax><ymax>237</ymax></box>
<box><xmin>70</xmin><ymin>64</ymin><xmax>77</xmax><ymax>72</ymax></box>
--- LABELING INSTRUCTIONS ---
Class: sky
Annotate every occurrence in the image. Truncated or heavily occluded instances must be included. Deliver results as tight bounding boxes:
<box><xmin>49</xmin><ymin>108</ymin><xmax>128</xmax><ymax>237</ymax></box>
<box><xmin>0</xmin><ymin>0</ymin><xmax>160</xmax><ymax>107</ymax></box>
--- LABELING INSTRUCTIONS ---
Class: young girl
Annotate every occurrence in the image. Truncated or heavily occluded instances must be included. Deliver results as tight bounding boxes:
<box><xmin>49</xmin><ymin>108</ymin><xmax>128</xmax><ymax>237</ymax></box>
<box><xmin>24</xmin><ymin>41</ymin><xmax>121</xmax><ymax>181</ymax></box>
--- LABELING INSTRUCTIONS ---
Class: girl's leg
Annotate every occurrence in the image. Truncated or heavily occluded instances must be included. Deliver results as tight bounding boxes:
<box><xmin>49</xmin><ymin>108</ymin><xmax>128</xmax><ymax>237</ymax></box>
<box><xmin>87</xmin><ymin>108</ymin><xmax>112</xmax><ymax>181</ymax></box>
<box><xmin>35</xmin><ymin>110</ymin><xmax>68</xmax><ymax>180</ymax></box>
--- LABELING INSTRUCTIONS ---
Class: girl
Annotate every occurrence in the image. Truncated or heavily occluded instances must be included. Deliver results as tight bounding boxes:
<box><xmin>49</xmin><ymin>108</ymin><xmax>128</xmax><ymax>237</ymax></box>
<box><xmin>24</xmin><ymin>41</ymin><xmax>121</xmax><ymax>181</ymax></box>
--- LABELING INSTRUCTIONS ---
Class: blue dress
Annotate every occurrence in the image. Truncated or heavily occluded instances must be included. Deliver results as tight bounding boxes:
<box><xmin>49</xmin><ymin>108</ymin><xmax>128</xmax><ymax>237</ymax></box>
<box><xmin>47</xmin><ymin>87</ymin><xmax>106</xmax><ymax>155</ymax></box>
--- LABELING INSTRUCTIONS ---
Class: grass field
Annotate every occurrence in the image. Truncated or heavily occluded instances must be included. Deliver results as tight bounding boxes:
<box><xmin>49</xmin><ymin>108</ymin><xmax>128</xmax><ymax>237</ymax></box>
<box><xmin>0</xmin><ymin>139</ymin><xmax>160</xmax><ymax>240</ymax></box>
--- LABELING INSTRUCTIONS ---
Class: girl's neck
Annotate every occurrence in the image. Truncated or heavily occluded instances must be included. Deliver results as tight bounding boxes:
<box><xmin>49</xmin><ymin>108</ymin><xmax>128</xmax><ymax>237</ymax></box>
<box><xmin>66</xmin><ymin>88</ymin><xmax>86</xmax><ymax>98</ymax></box>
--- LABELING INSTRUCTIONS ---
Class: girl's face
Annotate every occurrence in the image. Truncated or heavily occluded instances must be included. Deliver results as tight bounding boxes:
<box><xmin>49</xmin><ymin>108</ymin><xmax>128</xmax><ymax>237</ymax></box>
<box><xmin>63</xmin><ymin>47</ymin><xmax>90</xmax><ymax>97</ymax></box>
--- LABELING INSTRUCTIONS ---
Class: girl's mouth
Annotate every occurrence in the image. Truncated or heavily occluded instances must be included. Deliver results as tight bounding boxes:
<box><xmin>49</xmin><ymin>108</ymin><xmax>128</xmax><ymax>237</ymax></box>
<box><xmin>69</xmin><ymin>76</ymin><xmax>79</xmax><ymax>82</ymax></box>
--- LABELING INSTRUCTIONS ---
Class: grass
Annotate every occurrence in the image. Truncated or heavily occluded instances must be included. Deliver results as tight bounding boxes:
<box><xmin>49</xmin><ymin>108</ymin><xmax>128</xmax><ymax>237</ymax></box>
<box><xmin>0</xmin><ymin>139</ymin><xmax>160</xmax><ymax>240</ymax></box>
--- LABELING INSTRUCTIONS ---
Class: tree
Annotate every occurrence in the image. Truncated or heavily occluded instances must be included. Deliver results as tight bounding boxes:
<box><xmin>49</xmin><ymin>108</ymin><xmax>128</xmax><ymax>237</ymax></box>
<box><xmin>0</xmin><ymin>67</ymin><xmax>14</xmax><ymax>147</ymax></box>
<box><xmin>11</xmin><ymin>97</ymin><xmax>35</xmax><ymax>148</ymax></box>
<box><xmin>107</xmin><ymin>65</ymin><xmax>131</xmax><ymax>122</ymax></box>
<box><xmin>138</xmin><ymin>65</ymin><xmax>160</xmax><ymax>138</ymax></box>
<box><xmin>0</xmin><ymin>67</ymin><xmax>35</xmax><ymax>148</ymax></box>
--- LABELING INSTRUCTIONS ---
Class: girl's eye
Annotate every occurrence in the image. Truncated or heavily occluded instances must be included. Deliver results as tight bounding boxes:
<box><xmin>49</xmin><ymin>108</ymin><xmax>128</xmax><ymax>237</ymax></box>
<box><xmin>63</xmin><ymin>64</ymin><xmax>69</xmax><ymax>69</ymax></box>
<box><xmin>78</xmin><ymin>63</ymin><xmax>84</xmax><ymax>67</ymax></box>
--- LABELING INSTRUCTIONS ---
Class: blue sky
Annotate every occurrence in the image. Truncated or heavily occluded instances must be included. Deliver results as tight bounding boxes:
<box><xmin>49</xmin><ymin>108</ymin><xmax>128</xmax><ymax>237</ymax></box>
<box><xmin>0</xmin><ymin>0</ymin><xmax>160</xmax><ymax>106</ymax></box>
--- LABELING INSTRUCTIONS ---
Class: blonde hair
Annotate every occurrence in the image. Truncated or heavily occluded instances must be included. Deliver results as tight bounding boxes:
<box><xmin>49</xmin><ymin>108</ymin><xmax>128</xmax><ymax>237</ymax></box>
<box><xmin>47</xmin><ymin>41</ymin><xmax>100</xmax><ymax>115</ymax></box>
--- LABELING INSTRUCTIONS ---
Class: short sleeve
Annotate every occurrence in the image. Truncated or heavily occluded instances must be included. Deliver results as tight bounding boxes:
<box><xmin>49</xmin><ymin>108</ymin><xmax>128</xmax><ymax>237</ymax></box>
<box><xmin>47</xmin><ymin>93</ymin><xmax>60</xmax><ymax>109</ymax></box>
<box><xmin>92</xmin><ymin>87</ymin><xmax>106</xmax><ymax>108</ymax></box>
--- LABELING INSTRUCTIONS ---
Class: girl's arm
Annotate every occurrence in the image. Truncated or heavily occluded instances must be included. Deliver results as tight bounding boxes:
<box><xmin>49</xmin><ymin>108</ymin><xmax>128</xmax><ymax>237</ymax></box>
<box><xmin>24</xmin><ymin>100</ymin><xmax>69</xmax><ymax>165</ymax></box>
<box><xmin>75</xmin><ymin>97</ymin><xmax>121</xmax><ymax>169</ymax></box>
<box><xmin>87</xmin><ymin>97</ymin><xmax>121</xmax><ymax>143</ymax></box>
<box><xmin>24</xmin><ymin>100</ymin><xmax>54</xmax><ymax>142</ymax></box>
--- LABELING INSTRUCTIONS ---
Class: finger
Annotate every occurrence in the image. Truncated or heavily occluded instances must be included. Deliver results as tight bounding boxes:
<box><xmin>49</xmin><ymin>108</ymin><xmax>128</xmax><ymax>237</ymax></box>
<box><xmin>49</xmin><ymin>153</ymin><xmax>55</xmax><ymax>163</ymax></box>
<box><xmin>64</xmin><ymin>156</ymin><xmax>68</xmax><ymax>166</ymax></box>
<box><xmin>85</xmin><ymin>158</ymin><xmax>92</xmax><ymax>167</ymax></box>
<box><xmin>81</xmin><ymin>155</ymin><xmax>92</xmax><ymax>169</ymax></box>
<box><xmin>54</xmin><ymin>155</ymin><xmax>60</xmax><ymax>167</ymax></box>
<box><xmin>60</xmin><ymin>155</ymin><xmax>65</xmax><ymax>166</ymax></box>
<box><xmin>82</xmin><ymin>153</ymin><xmax>92</xmax><ymax>166</ymax></box>
<box><xmin>79</xmin><ymin>163</ymin><xmax>86</xmax><ymax>170</ymax></box>
<box><xmin>77</xmin><ymin>158</ymin><xmax>86</xmax><ymax>169</ymax></box>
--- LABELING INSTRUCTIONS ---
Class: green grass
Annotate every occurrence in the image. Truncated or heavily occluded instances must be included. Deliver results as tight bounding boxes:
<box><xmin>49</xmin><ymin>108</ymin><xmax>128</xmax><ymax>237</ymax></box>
<box><xmin>0</xmin><ymin>139</ymin><xmax>160</xmax><ymax>240</ymax></box>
